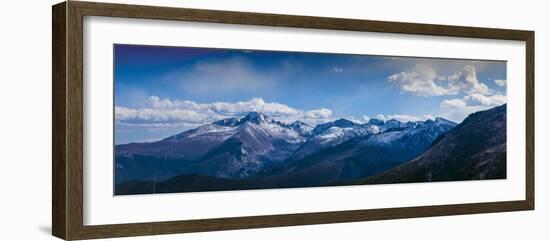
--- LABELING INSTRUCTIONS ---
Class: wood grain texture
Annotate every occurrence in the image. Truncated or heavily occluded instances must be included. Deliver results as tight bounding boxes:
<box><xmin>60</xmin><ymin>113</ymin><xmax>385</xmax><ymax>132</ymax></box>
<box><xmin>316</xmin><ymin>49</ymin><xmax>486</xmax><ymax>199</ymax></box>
<box><xmin>71</xmin><ymin>1</ymin><xmax>533</xmax><ymax>40</ymax></box>
<box><xmin>51</xmin><ymin>1</ymin><xmax>535</xmax><ymax>240</ymax></box>
<box><xmin>73</xmin><ymin>201</ymin><xmax>530</xmax><ymax>240</ymax></box>
<box><xmin>525</xmin><ymin>32</ymin><xmax>535</xmax><ymax>209</ymax></box>
<box><xmin>52</xmin><ymin>2</ymin><xmax>67</xmax><ymax>240</ymax></box>
<box><xmin>66</xmin><ymin>2</ymin><xmax>85</xmax><ymax>240</ymax></box>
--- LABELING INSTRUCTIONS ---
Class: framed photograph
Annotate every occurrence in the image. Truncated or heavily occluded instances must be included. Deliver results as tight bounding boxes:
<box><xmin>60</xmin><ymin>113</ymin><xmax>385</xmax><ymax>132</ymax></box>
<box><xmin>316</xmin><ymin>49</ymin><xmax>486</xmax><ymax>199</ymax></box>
<box><xmin>52</xmin><ymin>1</ymin><xmax>534</xmax><ymax>240</ymax></box>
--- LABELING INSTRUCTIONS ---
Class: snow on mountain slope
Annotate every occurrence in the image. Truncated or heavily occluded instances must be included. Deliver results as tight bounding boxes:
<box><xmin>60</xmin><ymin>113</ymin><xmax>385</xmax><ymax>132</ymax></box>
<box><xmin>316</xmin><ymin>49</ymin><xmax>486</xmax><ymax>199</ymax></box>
<box><xmin>361</xmin><ymin>105</ymin><xmax>506</xmax><ymax>184</ymax></box>
<box><xmin>116</xmin><ymin>111</ymin><xmax>310</xmax><ymax>181</ymax></box>
<box><xmin>115</xmin><ymin>111</ymin><xmax>457</xmax><ymax>184</ymax></box>
<box><xmin>366</xmin><ymin>130</ymin><xmax>408</xmax><ymax>144</ymax></box>
<box><xmin>288</xmin><ymin>117</ymin><xmax>434</xmax><ymax>161</ymax></box>
<box><xmin>289</xmin><ymin>119</ymin><xmax>378</xmax><ymax>161</ymax></box>
<box><xmin>267</xmin><ymin>117</ymin><xmax>457</xmax><ymax>186</ymax></box>
<box><xmin>178</xmin><ymin>124</ymin><xmax>238</xmax><ymax>139</ymax></box>
<box><xmin>366</xmin><ymin>118</ymin><xmax>456</xmax><ymax>146</ymax></box>
<box><xmin>289</xmin><ymin>121</ymin><xmax>314</xmax><ymax>136</ymax></box>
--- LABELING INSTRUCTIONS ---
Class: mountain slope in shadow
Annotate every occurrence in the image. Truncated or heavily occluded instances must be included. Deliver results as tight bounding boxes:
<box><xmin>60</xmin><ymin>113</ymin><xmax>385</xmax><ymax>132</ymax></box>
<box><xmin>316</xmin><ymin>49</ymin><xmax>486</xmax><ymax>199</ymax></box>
<box><xmin>358</xmin><ymin>104</ymin><xmax>507</xmax><ymax>185</ymax></box>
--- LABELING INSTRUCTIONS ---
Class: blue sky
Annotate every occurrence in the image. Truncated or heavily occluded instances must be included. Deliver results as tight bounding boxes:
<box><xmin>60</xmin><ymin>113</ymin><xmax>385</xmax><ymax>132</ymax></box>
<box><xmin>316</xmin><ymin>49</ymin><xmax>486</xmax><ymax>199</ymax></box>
<box><xmin>114</xmin><ymin>44</ymin><xmax>507</xmax><ymax>144</ymax></box>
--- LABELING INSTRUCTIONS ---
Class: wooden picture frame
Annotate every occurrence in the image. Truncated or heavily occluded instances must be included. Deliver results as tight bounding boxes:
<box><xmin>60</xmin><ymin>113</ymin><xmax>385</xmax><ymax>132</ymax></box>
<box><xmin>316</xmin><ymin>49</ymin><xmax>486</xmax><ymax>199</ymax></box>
<box><xmin>52</xmin><ymin>1</ymin><xmax>534</xmax><ymax>240</ymax></box>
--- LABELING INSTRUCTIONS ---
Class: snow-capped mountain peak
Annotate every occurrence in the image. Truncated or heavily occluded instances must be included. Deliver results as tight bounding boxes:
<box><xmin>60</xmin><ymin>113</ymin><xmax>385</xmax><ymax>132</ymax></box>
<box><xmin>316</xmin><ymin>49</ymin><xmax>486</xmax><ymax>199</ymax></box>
<box><xmin>213</xmin><ymin>117</ymin><xmax>240</xmax><ymax>126</ymax></box>
<box><xmin>116</xmin><ymin>110</ymin><xmax>459</xmax><ymax>183</ymax></box>
<box><xmin>240</xmin><ymin>111</ymin><xmax>272</xmax><ymax>124</ymax></box>
<box><xmin>333</xmin><ymin>118</ymin><xmax>356</xmax><ymax>127</ymax></box>
<box><xmin>312</xmin><ymin>118</ymin><xmax>358</xmax><ymax>135</ymax></box>
<box><xmin>290</xmin><ymin>121</ymin><xmax>314</xmax><ymax>136</ymax></box>
<box><xmin>290</xmin><ymin>120</ymin><xmax>309</xmax><ymax>127</ymax></box>
<box><xmin>384</xmin><ymin>119</ymin><xmax>405</xmax><ymax>129</ymax></box>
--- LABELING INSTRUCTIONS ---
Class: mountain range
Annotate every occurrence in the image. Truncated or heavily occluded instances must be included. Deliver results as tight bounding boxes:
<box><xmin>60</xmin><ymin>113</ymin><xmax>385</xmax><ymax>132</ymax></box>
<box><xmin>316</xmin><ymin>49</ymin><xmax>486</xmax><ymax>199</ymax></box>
<box><xmin>359</xmin><ymin>104</ymin><xmax>507</xmax><ymax>184</ymax></box>
<box><xmin>115</xmin><ymin>105</ymin><xmax>506</xmax><ymax>195</ymax></box>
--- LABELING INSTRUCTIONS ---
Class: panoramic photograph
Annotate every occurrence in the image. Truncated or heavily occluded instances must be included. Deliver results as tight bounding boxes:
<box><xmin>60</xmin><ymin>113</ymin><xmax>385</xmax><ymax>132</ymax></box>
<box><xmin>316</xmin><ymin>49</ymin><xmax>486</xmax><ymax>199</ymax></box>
<box><xmin>113</xmin><ymin>44</ymin><xmax>507</xmax><ymax>195</ymax></box>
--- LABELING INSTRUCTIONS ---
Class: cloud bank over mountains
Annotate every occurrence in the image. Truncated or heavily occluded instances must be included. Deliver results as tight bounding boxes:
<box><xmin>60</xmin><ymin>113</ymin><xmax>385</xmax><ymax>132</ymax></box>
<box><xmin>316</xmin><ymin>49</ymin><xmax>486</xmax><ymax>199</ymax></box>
<box><xmin>387</xmin><ymin>63</ymin><xmax>506</xmax><ymax>122</ymax></box>
<box><xmin>115</xmin><ymin>62</ymin><xmax>506</xmax><ymax>142</ymax></box>
<box><xmin>113</xmin><ymin>45</ymin><xmax>506</xmax><ymax>144</ymax></box>
<box><xmin>116</xmin><ymin>97</ymin><xmax>334</xmax><ymax>130</ymax></box>
<box><xmin>115</xmin><ymin>96</ymin><xmax>438</xmax><ymax>138</ymax></box>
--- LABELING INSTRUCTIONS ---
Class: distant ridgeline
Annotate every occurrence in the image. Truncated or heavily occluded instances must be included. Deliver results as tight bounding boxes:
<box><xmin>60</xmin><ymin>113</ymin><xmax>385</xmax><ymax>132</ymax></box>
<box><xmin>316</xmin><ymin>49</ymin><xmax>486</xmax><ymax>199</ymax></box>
<box><xmin>114</xmin><ymin>105</ymin><xmax>506</xmax><ymax>195</ymax></box>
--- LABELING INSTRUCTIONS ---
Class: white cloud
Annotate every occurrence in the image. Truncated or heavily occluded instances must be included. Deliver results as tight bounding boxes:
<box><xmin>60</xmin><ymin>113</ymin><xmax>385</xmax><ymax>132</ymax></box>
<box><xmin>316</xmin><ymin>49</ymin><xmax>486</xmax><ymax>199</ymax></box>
<box><xmin>388</xmin><ymin>64</ymin><xmax>491</xmax><ymax>96</ymax></box>
<box><xmin>388</xmin><ymin>64</ymin><xmax>453</xmax><ymax>96</ymax></box>
<box><xmin>388</xmin><ymin>63</ymin><xmax>506</xmax><ymax>122</ymax></box>
<box><xmin>494</xmin><ymin>79</ymin><xmax>507</xmax><ymax>86</ymax></box>
<box><xmin>446</xmin><ymin>65</ymin><xmax>490</xmax><ymax>94</ymax></box>
<box><xmin>362</xmin><ymin>115</ymin><xmax>371</xmax><ymax>122</ymax></box>
<box><xmin>374</xmin><ymin>113</ymin><xmax>433</xmax><ymax>122</ymax></box>
<box><xmin>303</xmin><ymin>108</ymin><xmax>332</xmax><ymax>119</ymax></box>
<box><xmin>117</xmin><ymin>96</ymin><xmax>451</xmax><ymax>140</ymax></box>
<box><xmin>439</xmin><ymin>93</ymin><xmax>506</xmax><ymax>122</ymax></box>
<box><xmin>116</xmin><ymin>97</ymin><xmax>336</xmax><ymax>130</ymax></box>
<box><xmin>375</xmin><ymin>114</ymin><xmax>387</xmax><ymax>121</ymax></box>
<box><xmin>440</xmin><ymin>99</ymin><xmax>467</xmax><ymax>109</ymax></box>
<box><xmin>423</xmin><ymin>114</ymin><xmax>436</xmax><ymax>120</ymax></box>
<box><xmin>439</xmin><ymin>105</ymin><xmax>489</xmax><ymax>123</ymax></box>
<box><xmin>464</xmin><ymin>93</ymin><xmax>506</xmax><ymax>106</ymax></box>
<box><xmin>115</xmin><ymin>106</ymin><xmax>208</xmax><ymax>124</ymax></box>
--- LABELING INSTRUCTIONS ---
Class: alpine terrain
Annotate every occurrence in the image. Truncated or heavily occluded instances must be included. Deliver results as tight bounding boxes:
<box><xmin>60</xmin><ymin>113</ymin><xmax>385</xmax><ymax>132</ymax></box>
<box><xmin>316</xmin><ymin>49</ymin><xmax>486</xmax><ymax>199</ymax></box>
<box><xmin>115</xmin><ymin>105</ymin><xmax>506</xmax><ymax>195</ymax></box>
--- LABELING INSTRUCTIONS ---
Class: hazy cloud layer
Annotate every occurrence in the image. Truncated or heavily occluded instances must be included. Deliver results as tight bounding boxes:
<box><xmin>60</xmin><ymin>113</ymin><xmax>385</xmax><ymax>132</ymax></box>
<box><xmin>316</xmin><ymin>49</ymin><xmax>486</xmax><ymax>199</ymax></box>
<box><xmin>494</xmin><ymin>79</ymin><xmax>507</xmax><ymax>86</ymax></box>
<box><xmin>388</xmin><ymin>63</ymin><xmax>506</xmax><ymax>122</ymax></box>
<box><xmin>439</xmin><ymin>92</ymin><xmax>506</xmax><ymax>122</ymax></box>
<box><xmin>165</xmin><ymin>57</ymin><xmax>300</xmax><ymax>95</ymax></box>
<box><xmin>374</xmin><ymin>114</ymin><xmax>436</xmax><ymax>122</ymax></box>
<box><xmin>116</xmin><ymin>96</ymin><xmax>440</xmax><ymax>135</ymax></box>
<box><xmin>115</xmin><ymin>97</ymin><xmax>334</xmax><ymax>130</ymax></box>
<box><xmin>388</xmin><ymin>64</ymin><xmax>490</xmax><ymax>97</ymax></box>
<box><xmin>113</xmin><ymin>45</ymin><xmax>506</xmax><ymax>144</ymax></box>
